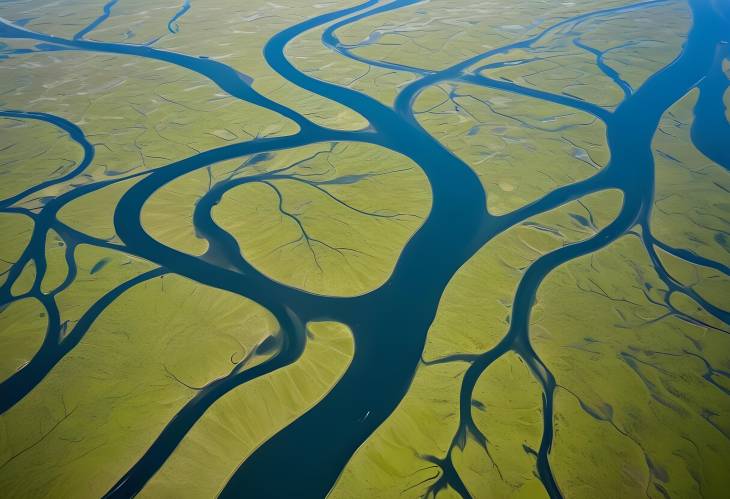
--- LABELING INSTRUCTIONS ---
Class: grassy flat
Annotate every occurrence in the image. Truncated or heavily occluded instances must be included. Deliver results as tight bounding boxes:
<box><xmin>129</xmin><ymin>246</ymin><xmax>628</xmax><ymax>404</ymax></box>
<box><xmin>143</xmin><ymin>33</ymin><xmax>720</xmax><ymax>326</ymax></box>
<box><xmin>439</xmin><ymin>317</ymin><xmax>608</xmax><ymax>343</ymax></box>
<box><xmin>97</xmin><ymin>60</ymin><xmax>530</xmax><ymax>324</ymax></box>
<box><xmin>534</xmin><ymin>234</ymin><xmax>730</xmax><ymax>498</ymax></box>
<box><xmin>211</xmin><ymin>142</ymin><xmax>431</xmax><ymax>295</ymax></box>
<box><xmin>331</xmin><ymin>190</ymin><xmax>622</xmax><ymax>497</ymax></box>
<box><xmin>139</xmin><ymin>321</ymin><xmax>353</xmax><ymax>498</ymax></box>
<box><xmin>0</xmin><ymin>273</ymin><xmax>278</xmax><ymax>497</ymax></box>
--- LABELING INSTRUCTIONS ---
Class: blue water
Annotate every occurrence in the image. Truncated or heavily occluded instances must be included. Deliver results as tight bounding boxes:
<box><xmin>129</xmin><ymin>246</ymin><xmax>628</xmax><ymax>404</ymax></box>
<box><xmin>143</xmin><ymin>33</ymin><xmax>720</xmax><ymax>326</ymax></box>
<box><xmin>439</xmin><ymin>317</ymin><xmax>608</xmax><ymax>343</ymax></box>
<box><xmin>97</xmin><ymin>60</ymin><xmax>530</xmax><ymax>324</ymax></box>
<box><xmin>0</xmin><ymin>0</ymin><xmax>728</xmax><ymax>497</ymax></box>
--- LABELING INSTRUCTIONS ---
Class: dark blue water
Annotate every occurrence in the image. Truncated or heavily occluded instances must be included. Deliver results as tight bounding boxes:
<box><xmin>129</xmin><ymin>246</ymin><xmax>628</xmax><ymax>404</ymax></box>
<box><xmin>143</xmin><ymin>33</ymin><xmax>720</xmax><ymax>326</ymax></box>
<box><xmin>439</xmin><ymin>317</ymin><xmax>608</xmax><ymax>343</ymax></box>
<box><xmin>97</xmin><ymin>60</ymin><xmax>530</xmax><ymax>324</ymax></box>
<box><xmin>0</xmin><ymin>0</ymin><xmax>728</xmax><ymax>498</ymax></box>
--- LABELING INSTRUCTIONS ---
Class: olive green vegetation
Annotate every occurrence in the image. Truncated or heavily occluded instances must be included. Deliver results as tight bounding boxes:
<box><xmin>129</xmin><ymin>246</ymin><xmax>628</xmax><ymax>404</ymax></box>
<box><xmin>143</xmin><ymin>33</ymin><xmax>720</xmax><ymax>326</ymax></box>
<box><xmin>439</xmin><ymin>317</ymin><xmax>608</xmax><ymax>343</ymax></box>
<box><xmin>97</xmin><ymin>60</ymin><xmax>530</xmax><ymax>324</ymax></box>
<box><xmin>651</xmin><ymin>91</ymin><xmax>728</xmax><ymax>268</ymax></box>
<box><xmin>331</xmin><ymin>0</ymin><xmax>610</xmax><ymax>73</ymax></box>
<box><xmin>1</xmin><ymin>0</ymin><xmax>116</xmax><ymax>39</ymax></box>
<box><xmin>0</xmin><ymin>49</ymin><xmax>297</xmax><ymax>183</ymax></box>
<box><xmin>136</xmin><ymin>141</ymin><xmax>431</xmax><ymax>296</ymax></box>
<box><xmin>474</xmin><ymin>1</ymin><xmax>691</xmax><ymax>107</ymax></box>
<box><xmin>141</xmin><ymin>171</ymin><xmax>210</xmax><ymax>256</ymax></box>
<box><xmin>52</xmin><ymin>246</ymin><xmax>154</xmax><ymax>328</ymax></box>
<box><xmin>0</xmin><ymin>0</ymin><xmax>728</xmax><ymax>498</ymax></box>
<box><xmin>647</xmin><ymin>92</ymin><xmax>729</xmax><ymax>333</ymax></box>
<box><xmin>87</xmin><ymin>0</ymin><xmax>370</xmax><ymax>131</ymax></box>
<box><xmin>9</xmin><ymin>259</ymin><xmax>35</xmax><ymax>297</ymax></box>
<box><xmin>0</xmin><ymin>298</ymin><xmax>46</xmax><ymax>384</ymax></box>
<box><xmin>152</xmin><ymin>0</ymin><xmax>368</xmax><ymax>131</ymax></box>
<box><xmin>331</xmin><ymin>190</ymin><xmax>623</xmax><ymax>498</ymax></box>
<box><xmin>210</xmin><ymin>143</ymin><xmax>430</xmax><ymax>296</ymax></box>
<box><xmin>534</xmin><ymin>233</ymin><xmax>729</xmax><ymax>498</ymax></box>
<box><xmin>0</xmin><ymin>214</ymin><xmax>33</xmax><ymax>288</ymax></box>
<box><xmin>580</xmin><ymin>1</ymin><xmax>691</xmax><ymax>92</ymax></box>
<box><xmin>139</xmin><ymin>321</ymin><xmax>353</xmax><ymax>498</ymax></box>
<box><xmin>408</xmin><ymin>0</ymin><xmax>691</xmax><ymax>217</ymax></box>
<box><xmin>0</xmin><ymin>273</ymin><xmax>279</xmax><ymax>497</ymax></box>
<box><xmin>57</xmin><ymin>178</ymin><xmax>141</xmax><ymax>244</ymax></box>
<box><xmin>288</xmin><ymin>25</ymin><xmax>418</xmax><ymax>107</ymax></box>
<box><xmin>288</xmin><ymin>0</ymin><xmax>687</xmax><ymax>110</ymax></box>
<box><xmin>331</xmin><ymin>86</ymin><xmax>729</xmax><ymax>498</ymax></box>
<box><xmin>8</xmin><ymin>239</ymin><xmax>159</xmax><ymax>343</ymax></box>
<box><xmin>414</xmin><ymin>83</ymin><xmax>609</xmax><ymax>215</ymax></box>
<box><xmin>0</xmin><ymin>118</ymin><xmax>84</xmax><ymax>201</ymax></box>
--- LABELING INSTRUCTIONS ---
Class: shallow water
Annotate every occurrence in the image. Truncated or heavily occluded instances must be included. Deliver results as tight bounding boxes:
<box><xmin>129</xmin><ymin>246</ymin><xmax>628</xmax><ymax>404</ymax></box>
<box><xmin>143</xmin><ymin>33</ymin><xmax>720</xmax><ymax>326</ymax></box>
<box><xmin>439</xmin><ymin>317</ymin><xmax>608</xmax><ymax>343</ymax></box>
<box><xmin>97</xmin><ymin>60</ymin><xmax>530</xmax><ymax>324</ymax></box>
<box><xmin>0</xmin><ymin>1</ymin><xmax>728</xmax><ymax>498</ymax></box>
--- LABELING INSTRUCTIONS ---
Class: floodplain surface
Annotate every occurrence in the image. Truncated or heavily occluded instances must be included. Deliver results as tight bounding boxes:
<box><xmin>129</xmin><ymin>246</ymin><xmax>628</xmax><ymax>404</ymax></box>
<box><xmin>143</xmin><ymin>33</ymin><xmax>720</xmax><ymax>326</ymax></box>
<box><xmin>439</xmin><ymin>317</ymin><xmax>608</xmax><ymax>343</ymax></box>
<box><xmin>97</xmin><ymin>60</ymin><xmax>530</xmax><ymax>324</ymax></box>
<box><xmin>0</xmin><ymin>0</ymin><xmax>728</xmax><ymax>498</ymax></box>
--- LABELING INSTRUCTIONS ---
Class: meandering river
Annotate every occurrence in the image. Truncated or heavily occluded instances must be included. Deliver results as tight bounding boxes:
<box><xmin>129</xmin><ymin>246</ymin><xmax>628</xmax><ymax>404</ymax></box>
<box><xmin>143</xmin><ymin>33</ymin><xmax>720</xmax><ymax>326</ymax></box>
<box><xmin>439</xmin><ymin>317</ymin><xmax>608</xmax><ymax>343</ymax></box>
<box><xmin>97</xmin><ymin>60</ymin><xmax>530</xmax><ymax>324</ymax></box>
<box><xmin>1</xmin><ymin>0</ymin><xmax>728</xmax><ymax>497</ymax></box>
